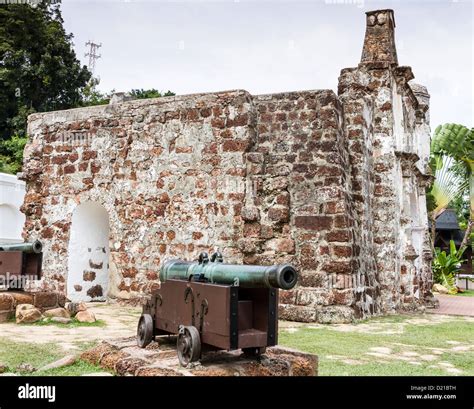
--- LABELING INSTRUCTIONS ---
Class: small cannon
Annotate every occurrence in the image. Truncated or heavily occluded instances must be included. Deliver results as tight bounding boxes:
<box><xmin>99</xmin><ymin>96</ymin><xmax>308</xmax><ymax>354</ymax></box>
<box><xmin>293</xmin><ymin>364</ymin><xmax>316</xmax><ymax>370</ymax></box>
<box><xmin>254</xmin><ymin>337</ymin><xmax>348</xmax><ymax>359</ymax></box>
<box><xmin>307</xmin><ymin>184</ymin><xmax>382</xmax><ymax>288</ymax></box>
<box><xmin>0</xmin><ymin>240</ymin><xmax>43</xmax><ymax>254</ymax></box>
<box><xmin>137</xmin><ymin>252</ymin><xmax>298</xmax><ymax>367</ymax></box>
<box><xmin>0</xmin><ymin>240</ymin><xmax>43</xmax><ymax>289</ymax></box>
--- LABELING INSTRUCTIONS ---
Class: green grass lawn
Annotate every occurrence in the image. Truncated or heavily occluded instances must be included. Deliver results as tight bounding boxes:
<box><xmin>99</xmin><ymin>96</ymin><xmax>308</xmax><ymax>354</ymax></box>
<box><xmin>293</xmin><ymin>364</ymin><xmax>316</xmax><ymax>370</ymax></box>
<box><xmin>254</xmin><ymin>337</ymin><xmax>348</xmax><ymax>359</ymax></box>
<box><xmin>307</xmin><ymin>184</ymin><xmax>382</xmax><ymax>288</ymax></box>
<box><xmin>30</xmin><ymin>318</ymin><xmax>107</xmax><ymax>328</ymax></box>
<box><xmin>279</xmin><ymin>314</ymin><xmax>474</xmax><ymax>376</ymax></box>
<box><xmin>1</xmin><ymin>313</ymin><xmax>473</xmax><ymax>376</ymax></box>
<box><xmin>456</xmin><ymin>289</ymin><xmax>474</xmax><ymax>297</ymax></box>
<box><xmin>0</xmin><ymin>338</ymin><xmax>110</xmax><ymax>376</ymax></box>
<box><xmin>8</xmin><ymin>317</ymin><xmax>107</xmax><ymax>328</ymax></box>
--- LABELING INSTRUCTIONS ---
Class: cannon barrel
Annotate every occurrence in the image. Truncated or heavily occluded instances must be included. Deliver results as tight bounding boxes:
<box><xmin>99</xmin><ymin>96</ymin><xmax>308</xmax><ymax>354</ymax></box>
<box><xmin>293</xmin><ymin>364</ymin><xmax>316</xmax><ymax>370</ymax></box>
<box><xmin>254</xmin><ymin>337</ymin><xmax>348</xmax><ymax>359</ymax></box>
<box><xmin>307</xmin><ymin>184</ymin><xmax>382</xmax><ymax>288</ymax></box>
<box><xmin>160</xmin><ymin>259</ymin><xmax>298</xmax><ymax>290</ymax></box>
<box><xmin>0</xmin><ymin>240</ymin><xmax>43</xmax><ymax>254</ymax></box>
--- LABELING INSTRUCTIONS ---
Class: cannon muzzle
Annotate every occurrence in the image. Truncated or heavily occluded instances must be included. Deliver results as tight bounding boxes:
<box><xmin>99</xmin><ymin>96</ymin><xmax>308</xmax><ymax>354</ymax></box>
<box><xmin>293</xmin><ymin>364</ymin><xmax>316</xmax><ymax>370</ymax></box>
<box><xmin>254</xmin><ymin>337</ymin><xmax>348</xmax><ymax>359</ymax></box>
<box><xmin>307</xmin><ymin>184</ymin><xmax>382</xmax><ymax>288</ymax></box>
<box><xmin>0</xmin><ymin>240</ymin><xmax>43</xmax><ymax>254</ymax></box>
<box><xmin>160</xmin><ymin>258</ymin><xmax>298</xmax><ymax>290</ymax></box>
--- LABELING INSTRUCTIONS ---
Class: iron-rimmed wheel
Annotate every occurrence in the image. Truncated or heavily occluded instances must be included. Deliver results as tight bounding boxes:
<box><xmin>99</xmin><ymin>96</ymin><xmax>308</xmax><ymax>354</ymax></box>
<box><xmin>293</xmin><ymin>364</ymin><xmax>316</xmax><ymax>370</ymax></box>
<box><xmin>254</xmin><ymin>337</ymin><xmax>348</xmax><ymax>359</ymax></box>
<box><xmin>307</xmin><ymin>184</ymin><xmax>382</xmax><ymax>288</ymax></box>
<box><xmin>177</xmin><ymin>325</ymin><xmax>201</xmax><ymax>367</ymax></box>
<box><xmin>137</xmin><ymin>314</ymin><xmax>154</xmax><ymax>348</ymax></box>
<box><xmin>242</xmin><ymin>347</ymin><xmax>266</xmax><ymax>357</ymax></box>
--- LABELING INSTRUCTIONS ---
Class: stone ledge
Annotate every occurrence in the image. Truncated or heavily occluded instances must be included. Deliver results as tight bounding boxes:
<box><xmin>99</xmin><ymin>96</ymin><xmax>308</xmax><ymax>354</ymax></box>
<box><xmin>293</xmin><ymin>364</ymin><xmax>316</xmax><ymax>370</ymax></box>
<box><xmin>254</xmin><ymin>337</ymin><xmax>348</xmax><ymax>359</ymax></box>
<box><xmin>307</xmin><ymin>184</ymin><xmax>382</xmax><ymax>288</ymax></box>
<box><xmin>0</xmin><ymin>291</ymin><xmax>66</xmax><ymax>322</ymax></box>
<box><xmin>81</xmin><ymin>336</ymin><xmax>318</xmax><ymax>376</ymax></box>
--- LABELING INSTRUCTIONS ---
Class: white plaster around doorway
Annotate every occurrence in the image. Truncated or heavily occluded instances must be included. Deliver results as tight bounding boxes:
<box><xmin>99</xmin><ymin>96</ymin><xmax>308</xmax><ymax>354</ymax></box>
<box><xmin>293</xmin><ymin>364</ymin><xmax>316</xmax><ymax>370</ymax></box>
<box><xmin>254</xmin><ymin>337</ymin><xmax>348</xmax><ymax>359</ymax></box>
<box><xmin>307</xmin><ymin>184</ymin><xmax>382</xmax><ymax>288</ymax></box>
<box><xmin>67</xmin><ymin>202</ymin><xmax>110</xmax><ymax>302</ymax></box>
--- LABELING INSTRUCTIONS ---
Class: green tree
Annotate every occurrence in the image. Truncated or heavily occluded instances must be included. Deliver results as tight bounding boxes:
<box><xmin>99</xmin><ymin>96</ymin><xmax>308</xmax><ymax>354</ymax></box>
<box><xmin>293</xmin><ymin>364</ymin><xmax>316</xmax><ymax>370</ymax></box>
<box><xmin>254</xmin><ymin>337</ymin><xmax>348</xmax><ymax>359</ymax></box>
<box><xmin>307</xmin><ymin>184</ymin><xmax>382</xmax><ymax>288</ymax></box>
<box><xmin>431</xmin><ymin>123</ymin><xmax>474</xmax><ymax>249</ymax></box>
<box><xmin>81</xmin><ymin>87</ymin><xmax>176</xmax><ymax>107</ymax></box>
<box><xmin>0</xmin><ymin>1</ymin><xmax>92</xmax><ymax>171</ymax></box>
<box><xmin>130</xmin><ymin>89</ymin><xmax>175</xmax><ymax>99</ymax></box>
<box><xmin>0</xmin><ymin>3</ymin><xmax>175</xmax><ymax>173</ymax></box>
<box><xmin>81</xmin><ymin>78</ymin><xmax>113</xmax><ymax>106</ymax></box>
<box><xmin>427</xmin><ymin>155</ymin><xmax>468</xmax><ymax>247</ymax></box>
<box><xmin>0</xmin><ymin>134</ymin><xmax>27</xmax><ymax>174</ymax></box>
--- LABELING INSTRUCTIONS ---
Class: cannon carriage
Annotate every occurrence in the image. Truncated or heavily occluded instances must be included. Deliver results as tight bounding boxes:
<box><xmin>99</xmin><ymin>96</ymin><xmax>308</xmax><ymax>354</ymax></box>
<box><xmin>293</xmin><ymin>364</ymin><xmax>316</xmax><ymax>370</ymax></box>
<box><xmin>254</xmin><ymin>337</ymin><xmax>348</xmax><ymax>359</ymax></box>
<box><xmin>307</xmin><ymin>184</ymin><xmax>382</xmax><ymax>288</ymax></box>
<box><xmin>0</xmin><ymin>240</ymin><xmax>43</xmax><ymax>289</ymax></box>
<box><xmin>137</xmin><ymin>252</ymin><xmax>298</xmax><ymax>367</ymax></box>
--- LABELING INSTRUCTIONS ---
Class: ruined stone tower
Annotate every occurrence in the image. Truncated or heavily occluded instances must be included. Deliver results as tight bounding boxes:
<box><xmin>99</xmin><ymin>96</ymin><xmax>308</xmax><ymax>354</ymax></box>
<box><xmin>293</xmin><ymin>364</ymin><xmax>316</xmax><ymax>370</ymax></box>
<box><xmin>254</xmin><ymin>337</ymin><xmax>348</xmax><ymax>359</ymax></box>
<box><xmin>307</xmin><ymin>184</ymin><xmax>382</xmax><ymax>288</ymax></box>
<box><xmin>20</xmin><ymin>9</ymin><xmax>434</xmax><ymax>322</ymax></box>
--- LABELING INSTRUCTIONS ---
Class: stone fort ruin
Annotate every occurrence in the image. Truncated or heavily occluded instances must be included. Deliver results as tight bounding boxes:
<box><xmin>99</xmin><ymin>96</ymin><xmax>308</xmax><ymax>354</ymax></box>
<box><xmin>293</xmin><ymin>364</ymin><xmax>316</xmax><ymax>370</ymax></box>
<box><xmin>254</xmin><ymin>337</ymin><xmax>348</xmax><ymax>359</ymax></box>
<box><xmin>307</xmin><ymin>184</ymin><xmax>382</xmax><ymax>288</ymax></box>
<box><xmin>20</xmin><ymin>9</ymin><xmax>434</xmax><ymax>323</ymax></box>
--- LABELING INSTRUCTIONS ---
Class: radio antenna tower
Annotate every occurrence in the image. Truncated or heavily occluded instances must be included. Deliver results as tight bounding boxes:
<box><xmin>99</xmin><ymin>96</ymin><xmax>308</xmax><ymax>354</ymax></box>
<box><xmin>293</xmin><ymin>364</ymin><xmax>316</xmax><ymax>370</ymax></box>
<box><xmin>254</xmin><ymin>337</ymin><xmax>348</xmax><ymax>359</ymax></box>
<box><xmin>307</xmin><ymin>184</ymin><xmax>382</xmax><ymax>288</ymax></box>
<box><xmin>85</xmin><ymin>41</ymin><xmax>102</xmax><ymax>74</ymax></box>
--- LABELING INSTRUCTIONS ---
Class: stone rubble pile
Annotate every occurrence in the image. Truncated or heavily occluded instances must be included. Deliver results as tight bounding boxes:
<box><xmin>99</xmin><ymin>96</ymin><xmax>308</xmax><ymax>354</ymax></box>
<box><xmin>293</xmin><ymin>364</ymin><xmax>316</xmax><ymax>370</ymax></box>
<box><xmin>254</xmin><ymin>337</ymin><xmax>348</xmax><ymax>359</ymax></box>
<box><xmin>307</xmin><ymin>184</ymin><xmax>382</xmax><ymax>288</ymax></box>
<box><xmin>81</xmin><ymin>336</ymin><xmax>318</xmax><ymax>376</ymax></box>
<box><xmin>432</xmin><ymin>284</ymin><xmax>449</xmax><ymax>295</ymax></box>
<box><xmin>0</xmin><ymin>291</ymin><xmax>96</xmax><ymax>324</ymax></box>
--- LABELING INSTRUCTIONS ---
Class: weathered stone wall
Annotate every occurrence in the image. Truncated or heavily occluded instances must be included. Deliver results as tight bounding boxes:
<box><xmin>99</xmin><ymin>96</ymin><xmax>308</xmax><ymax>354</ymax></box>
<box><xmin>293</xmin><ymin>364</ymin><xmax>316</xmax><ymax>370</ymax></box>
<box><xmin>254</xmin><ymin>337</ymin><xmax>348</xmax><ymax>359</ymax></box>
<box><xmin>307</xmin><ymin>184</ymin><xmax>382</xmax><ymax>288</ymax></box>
<box><xmin>337</xmin><ymin>9</ymin><xmax>434</xmax><ymax>313</ymax></box>
<box><xmin>19</xmin><ymin>9</ymin><xmax>434</xmax><ymax>322</ymax></box>
<box><xmin>21</xmin><ymin>91</ymin><xmax>255</xmax><ymax>300</ymax></box>
<box><xmin>338</xmin><ymin>70</ymin><xmax>381</xmax><ymax>318</ymax></box>
<box><xmin>245</xmin><ymin>91</ymin><xmax>360</xmax><ymax>323</ymax></box>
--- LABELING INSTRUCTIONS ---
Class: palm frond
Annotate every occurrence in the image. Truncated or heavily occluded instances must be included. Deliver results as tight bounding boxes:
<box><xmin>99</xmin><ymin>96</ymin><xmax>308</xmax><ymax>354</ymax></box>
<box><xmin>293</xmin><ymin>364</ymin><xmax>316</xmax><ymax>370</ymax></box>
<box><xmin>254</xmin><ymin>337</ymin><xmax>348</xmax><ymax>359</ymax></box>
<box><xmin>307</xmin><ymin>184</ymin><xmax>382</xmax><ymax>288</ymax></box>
<box><xmin>431</xmin><ymin>156</ymin><xmax>469</xmax><ymax>218</ymax></box>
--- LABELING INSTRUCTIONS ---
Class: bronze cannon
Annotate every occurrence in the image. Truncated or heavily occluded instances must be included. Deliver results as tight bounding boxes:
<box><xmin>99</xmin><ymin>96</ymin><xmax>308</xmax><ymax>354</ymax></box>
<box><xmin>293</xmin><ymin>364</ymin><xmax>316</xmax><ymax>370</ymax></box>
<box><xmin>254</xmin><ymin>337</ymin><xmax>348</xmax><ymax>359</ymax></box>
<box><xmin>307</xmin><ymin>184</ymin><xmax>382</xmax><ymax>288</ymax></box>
<box><xmin>137</xmin><ymin>252</ymin><xmax>298</xmax><ymax>367</ymax></box>
<box><xmin>0</xmin><ymin>240</ymin><xmax>43</xmax><ymax>289</ymax></box>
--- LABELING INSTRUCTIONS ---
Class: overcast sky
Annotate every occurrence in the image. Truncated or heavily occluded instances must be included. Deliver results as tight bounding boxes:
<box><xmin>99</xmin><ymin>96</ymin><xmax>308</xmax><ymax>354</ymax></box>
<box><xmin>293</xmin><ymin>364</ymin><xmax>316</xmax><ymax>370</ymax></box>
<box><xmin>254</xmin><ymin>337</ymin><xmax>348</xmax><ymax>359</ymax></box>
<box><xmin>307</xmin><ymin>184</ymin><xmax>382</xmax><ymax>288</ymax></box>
<box><xmin>61</xmin><ymin>0</ymin><xmax>473</xmax><ymax>130</ymax></box>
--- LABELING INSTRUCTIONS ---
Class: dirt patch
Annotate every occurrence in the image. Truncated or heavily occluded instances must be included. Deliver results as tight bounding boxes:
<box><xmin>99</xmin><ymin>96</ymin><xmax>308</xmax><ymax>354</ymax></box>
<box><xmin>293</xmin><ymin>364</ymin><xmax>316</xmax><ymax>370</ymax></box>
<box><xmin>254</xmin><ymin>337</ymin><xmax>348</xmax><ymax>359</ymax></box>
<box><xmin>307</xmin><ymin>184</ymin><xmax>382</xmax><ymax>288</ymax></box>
<box><xmin>0</xmin><ymin>302</ymin><xmax>140</xmax><ymax>352</ymax></box>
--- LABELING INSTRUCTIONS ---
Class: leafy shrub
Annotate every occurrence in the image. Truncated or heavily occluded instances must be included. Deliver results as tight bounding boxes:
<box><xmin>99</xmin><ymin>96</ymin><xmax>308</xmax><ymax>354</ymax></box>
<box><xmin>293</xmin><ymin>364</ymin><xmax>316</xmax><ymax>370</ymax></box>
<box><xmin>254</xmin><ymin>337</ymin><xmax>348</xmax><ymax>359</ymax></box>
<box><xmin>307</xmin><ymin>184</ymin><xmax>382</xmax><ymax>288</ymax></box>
<box><xmin>432</xmin><ymin>240</ymin><xmax>466</xmax><ymax>294</ymax></box>
<box><xmin>0</xmin><ymin>134</ymin><xmax>27</xmax><ymax>174</ymax></box>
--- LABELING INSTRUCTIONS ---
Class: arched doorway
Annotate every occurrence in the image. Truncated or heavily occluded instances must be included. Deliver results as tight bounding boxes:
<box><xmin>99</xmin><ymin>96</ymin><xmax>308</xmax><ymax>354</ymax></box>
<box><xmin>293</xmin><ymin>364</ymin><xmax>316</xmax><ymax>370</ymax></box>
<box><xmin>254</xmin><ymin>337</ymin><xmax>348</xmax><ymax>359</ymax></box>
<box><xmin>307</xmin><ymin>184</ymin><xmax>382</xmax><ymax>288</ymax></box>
<box><xmin>67</xmin><ymin>202</ymin><xmax>109</xmax><ymax>302</ymax></box>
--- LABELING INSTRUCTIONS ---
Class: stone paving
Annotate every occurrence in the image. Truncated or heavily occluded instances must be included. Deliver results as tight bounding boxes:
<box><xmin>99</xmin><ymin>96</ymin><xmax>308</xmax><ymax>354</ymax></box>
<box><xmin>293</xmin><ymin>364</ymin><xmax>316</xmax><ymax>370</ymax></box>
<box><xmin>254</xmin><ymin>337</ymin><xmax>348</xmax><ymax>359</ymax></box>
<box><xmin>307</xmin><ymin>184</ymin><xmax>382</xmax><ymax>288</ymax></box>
<box><xmin>427</xmin><ymin>295</ymin><xmax>474</xmax><ymax>317</ymax></box>
<box><xmin>0</xmin><ymin>302</ymin><xmax>141</xmax><ymax>352</ymax></box>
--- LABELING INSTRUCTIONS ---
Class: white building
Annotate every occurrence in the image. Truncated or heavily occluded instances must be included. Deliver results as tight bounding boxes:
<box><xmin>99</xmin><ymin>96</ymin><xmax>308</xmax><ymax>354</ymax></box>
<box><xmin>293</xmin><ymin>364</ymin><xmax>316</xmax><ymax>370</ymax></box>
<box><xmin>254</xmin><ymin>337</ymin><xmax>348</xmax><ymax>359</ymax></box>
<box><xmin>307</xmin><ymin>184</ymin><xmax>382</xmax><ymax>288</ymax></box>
<box><xmin>0</xmin><ymin>173</ymin><xmax>26</xmax><ymax>243</ymax></box>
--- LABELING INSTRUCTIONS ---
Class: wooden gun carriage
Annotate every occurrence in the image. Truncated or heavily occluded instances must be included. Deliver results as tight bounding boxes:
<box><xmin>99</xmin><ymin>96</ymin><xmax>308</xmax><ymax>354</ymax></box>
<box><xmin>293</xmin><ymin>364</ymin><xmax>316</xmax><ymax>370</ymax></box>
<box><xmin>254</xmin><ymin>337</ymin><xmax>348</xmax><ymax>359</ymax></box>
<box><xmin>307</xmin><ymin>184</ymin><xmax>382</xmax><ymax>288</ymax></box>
<box><xmin>137</xmin><ymin>252</ymin><xmax>298</xmax><ymax>367</ymax></box>
<box><xmin>0</xmin><ymin>241</ymin><xmax>43</xmax><ymax>290</ymax></box>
